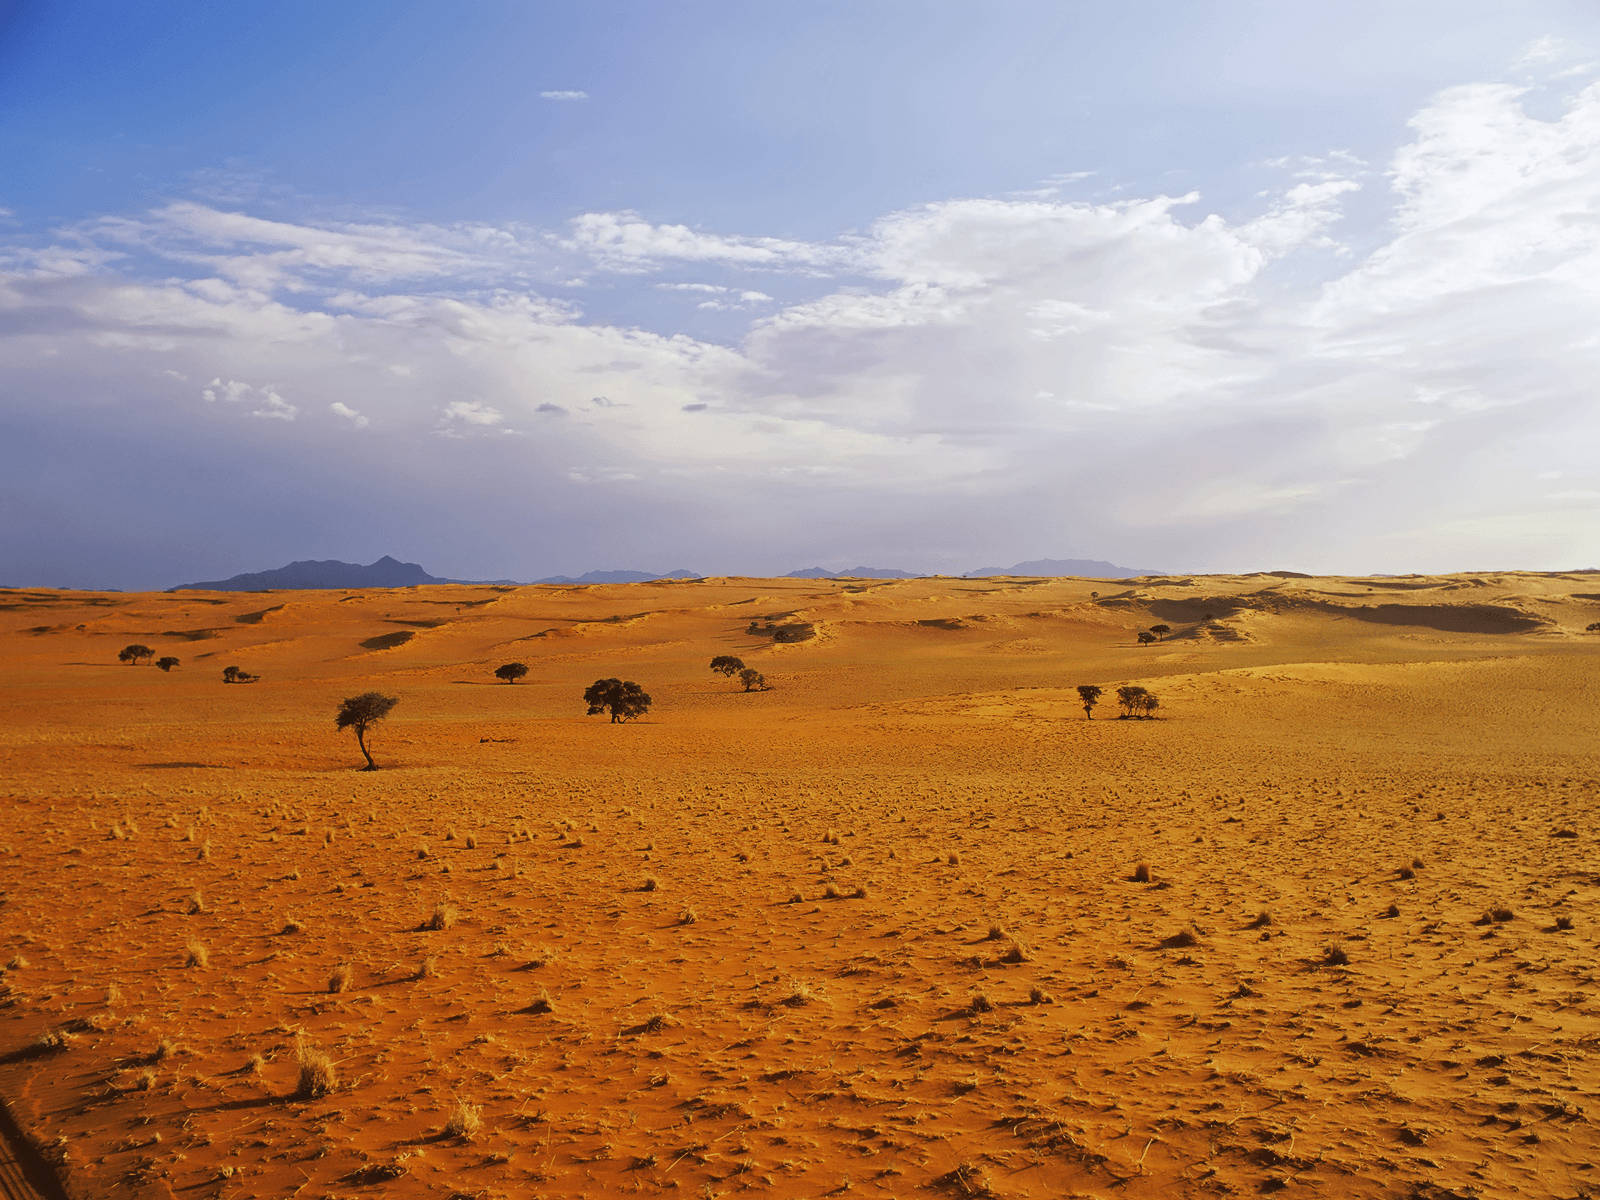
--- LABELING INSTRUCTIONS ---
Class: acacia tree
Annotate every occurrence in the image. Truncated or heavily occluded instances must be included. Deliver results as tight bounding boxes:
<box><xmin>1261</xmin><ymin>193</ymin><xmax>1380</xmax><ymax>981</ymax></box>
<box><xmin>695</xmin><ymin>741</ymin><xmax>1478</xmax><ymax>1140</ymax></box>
<box><xmin>738</xmin><ymin>667</ymin><xmax>767</xmax><ymax>692</ymax></box>
<box><xmin>1149</xmin><ymin>624</ymin><xmax>1171</xmax><ymax>642</ymax></box>
<box><xmin>494</xmin><ymin>662</ymin><xmax>529</xmax><ymax>684</ymax></box>
<box><xmin>1076</xmin><ymin>684</ymin><xmax>1102</xmax><ymax>719</ymax></box>
<box><xmin>1137</xmin><ymin>631</ymin><xmax>1157</xmax><ymax>646</ymax></box>
<box><xmin>222</xmin><ymin>665</ymin><xmax>258</xmax><ymax>684</ymax></box>
<box><xmin>584</xmin><ymin>678</ymin><xmax>651</xmax><ymax>723</ymax></box>
<box><xmin>118</xmin><ymin>644</ymin><xmax>154</xmax><ymax>666</ymax></box>
<box><xmin>709</xmin><ymin>655</ymin><xmax>745</xmax><ymax>680</ymax></box>
<box><xmin>156</xmin><ymin>656</ymin><xmax>180</xmax><ymax>672</ymax></box>
<box><xmin>1116</xmin><ymin>685</ymin><xmax>1149</xmax><ymax>718</ymax></box>
<box><xmin>336</xmin><ymin>692</ymin><xmax>399</xmax><ymax>770</ymax></box>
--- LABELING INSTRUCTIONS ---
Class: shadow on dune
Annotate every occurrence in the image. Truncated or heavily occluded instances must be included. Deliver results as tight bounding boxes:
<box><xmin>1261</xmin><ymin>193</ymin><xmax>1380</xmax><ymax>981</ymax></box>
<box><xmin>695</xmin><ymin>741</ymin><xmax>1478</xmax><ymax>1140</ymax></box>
<box><xmin>135</xmin><ymin>762</ymin><xmax>231</xmax><ymax>770</ymax></box>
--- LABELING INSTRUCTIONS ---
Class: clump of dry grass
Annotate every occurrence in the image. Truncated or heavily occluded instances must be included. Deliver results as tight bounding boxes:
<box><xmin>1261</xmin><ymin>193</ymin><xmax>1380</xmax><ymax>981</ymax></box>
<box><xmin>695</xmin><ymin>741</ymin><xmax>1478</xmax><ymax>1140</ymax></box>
<box><xmin>1028</xmin><ymin>985</ymin><xmax>1054</xmax><ymax>1005</ymax></box>
<box><xmin>1245</xmin><ymin>911</ymin><xmax>1272</xmax><ymax>929</ymax></box>
<box><xmin>293</xmin><ymin>1037</ymin><xmax>336</xmax><ymax>1099</ymax></box>
<box><xmin>445</xmin><ymin>827</ymin><xmax>457</xmax><ymax>841</ymax></box>
<box><xmin>328</xmin><ymin>963</ymin><xmax>353</xmax><ymax>993</ymax></box>
<box><xmin>967</xmin><ymin>990</ymin><xmax>995</xmax><ymax>1014</ymax></box>
<box><xmin>1131</xmin><ymin>862</ymin><xmax>1152</xmax><ymax>883</ymax></box>
<box><xmin>640</xmin><ymin>875</ymin><xmax>659</xmax><ymax>892</ymax></box>
<box><xmin>782</xmin><ymin>980</ymin><xmax>817</xmax><ymax>1008</ymax></box>
<box><xmin>524</xmin><ymin>989</ymin><xmax>554</xmax><ymax>1014</ymax></box>
<box><xmin>465</xmin><ymin>833</ymin><xmax>477</xmax><ymax>850</ymax></box>
<box><xmin>1554</xmin><ymin>915</ymin><xmax>1575</xmax><ymax>931</ymax></box>
<box><xmin>1322</xmin><ymin>941</ymin><xmax>1350</xmax><ymax>967</ymax></box>
<box><xmin>186</xmin><ymin>891</ymin><xmax>205</xmax><ymax>915</ymax></box>
<box><xmin>184</xmin><ymin>940</ymin><xmax>209</xmax><ymax>968</ymax></box>
<box><xmin>422</xmin><ymin>900</ymin><xmax>457</xmax><ymax>931</ymax></box>
<box><xmin>197</xmin><ymin>840</ymin><xmax>210</xmax><ymax>861</ymax></box>
<box><xmin>677</xmin><ymin>906</ymin><xmax>698</xmax><ymax>926</ymax></box>
<box><xmin>1396</xmin><ymin>864</ymin><xmax>1415</xmax><ymax>880</ymax></box>
<box><xmin>851</xmin><ymin>883</ymin><xmax>870</xmax><ymax>899</ymax></box>
<box><xmin>281</xmin><ymin>916</ymin><xmax>303</xmax><ymax>934</ymax></box>
<box><xmin>999</xmin><ymin>940</ymin><xmax>1030</xmax><ymax>964</ymax></box>
<box><xmin>947</xmin><ymin>851</ymin><xmax>961</xmax><ymax>866</ymax></box>
<box><xmin>415</xmin><ymin>955</ymin><xmax>439</xmax><ymax>980</ymax></box>
<box><xmin>822</xmin><ymin>829</ymin><xmax>840</xmax><ymax>845</ymax></box>
<box><xmin>823</xmin><ymin>882</ymin><xmax>841</xmax><ymax>899</ymax></box>
<box><xmin>444</xmin><ymin>1098</ymin><xmax>482</xmax><ymax>1140</ymax></box>
<box><xmin>985</xmin><ymin>923</ymin><xmax>1007</xmax><ymax>941</ymax></box>
<box><xmin>786</xmin><ymin>889</ymin><xmax>804</xmax><ymax>904</ymax></box>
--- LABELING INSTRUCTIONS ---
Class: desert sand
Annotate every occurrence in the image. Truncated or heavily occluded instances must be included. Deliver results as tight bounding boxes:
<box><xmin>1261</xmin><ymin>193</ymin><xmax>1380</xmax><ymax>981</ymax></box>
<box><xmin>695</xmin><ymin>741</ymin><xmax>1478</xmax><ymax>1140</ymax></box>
<box><xmin>0</xmin><ymin>573</ymin><xmax>1597</xmax><ymax>1199</ymax></box>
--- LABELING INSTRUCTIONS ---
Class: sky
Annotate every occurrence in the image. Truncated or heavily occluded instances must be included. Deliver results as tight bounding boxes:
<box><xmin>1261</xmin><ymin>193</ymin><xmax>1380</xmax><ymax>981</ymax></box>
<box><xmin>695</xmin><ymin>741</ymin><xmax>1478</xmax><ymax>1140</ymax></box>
<box><xmin>4</xmin><ymin>0</ymin><xmax>1600</xmax><ymax>588</ymax></box>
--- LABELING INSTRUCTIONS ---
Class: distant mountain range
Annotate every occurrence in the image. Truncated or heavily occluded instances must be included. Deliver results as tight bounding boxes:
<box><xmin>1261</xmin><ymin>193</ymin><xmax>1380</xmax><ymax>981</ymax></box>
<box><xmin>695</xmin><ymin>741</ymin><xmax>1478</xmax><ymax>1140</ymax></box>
<box><xmin>172</xmin><ymin>555</ymin><xmax>1160</xmax><ymax>591</ymax></box>
<box><xmin>172</xmin><ymin>556</ymin><xmax>466</xmax><ymax>591</ymax></box>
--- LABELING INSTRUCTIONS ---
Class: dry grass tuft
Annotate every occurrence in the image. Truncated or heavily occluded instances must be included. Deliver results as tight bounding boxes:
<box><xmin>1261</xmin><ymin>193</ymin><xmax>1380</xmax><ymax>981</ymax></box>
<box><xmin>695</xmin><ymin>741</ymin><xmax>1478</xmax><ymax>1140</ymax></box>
<box><xmin>293</xmin><ymin>1037</ymin><xmax>336</xmax><ymax>1099</ymax></box>
<box><xmin>968</xmin><ymin>990</ymin><xmax>995</xmax><ymax>1014</ymax></box>
<box><xmin>444</xmin><ymin>1098</ymin><xmax>482</xmax><ymax>1140</ymax></box>
<box><xmin>328</xmin><ymin>962</ymin><xmax>353</xmax><ymax>993</ymax></box>
<box><xmin>677</xmin><ymin>906</ymin><xmax>698</xmax><ymax>926</ymax></box>
<box><xmin>422</xmin><ymin>900</ymin><xmax>457</xmax><ymax>931</ymax></box>
<box><xmin>415</xmin><ymin>954</ymin><xmax>439</xmax><ymax>980</ymax></box>
<box><xmin>1322</xmin><ymin>941</ymin><xmax>1350</xmax><ymax>967</ymax></box>
<box><xmin>640</xmin><ymin>875</ymin><xmax>659</xmax><ymax>892</ymax></box>
<box><xmin>185</xmin><ymin>891</ymin><xmax>205</xmax><ymax>915</ymax></box>
<box><xmin>1131</xmin><ymin>862</ymin><xmax>1152</xmax><ymax>883</ymax></box>
<box><xmin>782</xmin><ymin>980</ymin><xmax>817</xmax><ymax>1008</ymax></box>
<box><xmin>1028</xmin><ymin>985</ymin><xmax>1054</xmax><ymax>1005</ymax></box>
<box><xmin>184</xmin><ymin>940</ymin><xmax>209</xmax><ymax>968</ymax></box>
<box><xmin>1245</xmin><ymin>911</ymin><xmax>1272</xmax><ymax>929</ymax></box>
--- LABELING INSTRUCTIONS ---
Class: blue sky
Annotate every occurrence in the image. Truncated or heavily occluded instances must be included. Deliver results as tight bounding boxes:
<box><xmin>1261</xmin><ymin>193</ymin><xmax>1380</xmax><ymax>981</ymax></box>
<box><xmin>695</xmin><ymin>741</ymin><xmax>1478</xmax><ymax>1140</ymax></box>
<box><xmin>3</xmin><ymin>1</ymin><xmax>1600</xmax><ymax>586</ymax></box>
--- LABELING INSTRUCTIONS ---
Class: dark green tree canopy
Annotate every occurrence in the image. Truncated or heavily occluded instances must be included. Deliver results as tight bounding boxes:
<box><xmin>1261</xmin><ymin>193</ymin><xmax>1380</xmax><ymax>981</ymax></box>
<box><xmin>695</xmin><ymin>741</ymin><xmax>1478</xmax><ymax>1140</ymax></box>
<box><xmin>1149</xmin><ymin>624</ymin><xmax>1171</xmax><ymax>641</ymax></box>
<box><xmin>584</xmin><ymin>678</ymin><xmax>651</xmax><ymax>723</ymax></box>
<box><xmin>1137</xmin><ymin>630</ymin><xmax>1157</xmax><ymax>646</ymax></box>
<box><xmin>336</xmin><ymin>692</ymin><xmax>399</xmax><ymax>770</ymax></box>
<box><xmin>118</xmin><ymin>643</ymin><xmax>154</xmax><ymax>665</ymax></box>
<box><xmin>709</xmin><ymin>655</ymin><xmax>745</xmax><ymax>677</ymax></box>
<box><xmin>156</xmin><ymin>656</ymin><xmax>180</xmax><ymax>672</ymax></box>
<box><xmin>495</xmin><ymin>662</ymin><xmax>529</xmax><ymax>684</ymax></box>
<box><xmin>738</xmin><ymin>667</ymin><xmax>767</xmax><ymax>692</ymax></box>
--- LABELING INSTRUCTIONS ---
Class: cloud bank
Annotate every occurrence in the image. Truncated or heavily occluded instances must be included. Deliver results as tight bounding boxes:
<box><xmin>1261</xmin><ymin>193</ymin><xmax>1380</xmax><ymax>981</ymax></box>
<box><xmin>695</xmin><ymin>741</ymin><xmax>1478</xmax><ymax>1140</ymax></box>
<box><xmin>3</xmin><ymin>56</ymin><xmax>1598</xmax><ymax>586</ymax></box>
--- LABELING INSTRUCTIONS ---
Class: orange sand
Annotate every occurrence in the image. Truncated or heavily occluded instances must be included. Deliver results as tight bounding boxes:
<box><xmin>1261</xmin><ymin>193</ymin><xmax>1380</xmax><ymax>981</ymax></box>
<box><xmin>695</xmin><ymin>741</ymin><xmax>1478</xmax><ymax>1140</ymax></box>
<box><xmin>1</xmin><ymin>574</ymin><xmax>1597</xmax><ymax>1199</ymax></box>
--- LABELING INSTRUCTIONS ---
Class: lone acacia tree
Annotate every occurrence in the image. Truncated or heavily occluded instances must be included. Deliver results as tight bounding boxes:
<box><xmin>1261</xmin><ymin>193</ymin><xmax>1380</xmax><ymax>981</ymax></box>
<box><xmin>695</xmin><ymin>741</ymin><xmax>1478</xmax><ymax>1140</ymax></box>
<box><xmin>1149</xmin><ymin>624</ymin><xmax>1171</xmax><ymax>642</ymax></box>
<box><xmin>118</xmin><ymin>644</ymin><xmax>154</xmax><ymax>665</ymax></box>
<box><xmin>738</xmin><ymin>667</ymin><xmax>767</xmax><ymax>692</ymax></box>
<box><xmin>495</xmin><ymin>662</ymin><xmax>529</xmax><ymax>684</ymax></box>
<box><xmin>156</xmin><ymin>656</ymin><xmax>180</xmax><ymax>672</ymax></box>
<box><xmin>336</xmin><ymin>692</ymin><xmax>399</xmax><ymax>770</ymax></box>
<box><xmin>1077</xmin><ymin>684</ymin><xmax>1102</xmax><ymax>719</ymax></box>
<box><xmin>709</xmin><ymin>655</ymin><xmax>745</xmax><ymax>680</ymax></box>
<box><xmin>584</xmin><ymin>678</ymin><xmax>651</xmax><ymax>723</ymax></box>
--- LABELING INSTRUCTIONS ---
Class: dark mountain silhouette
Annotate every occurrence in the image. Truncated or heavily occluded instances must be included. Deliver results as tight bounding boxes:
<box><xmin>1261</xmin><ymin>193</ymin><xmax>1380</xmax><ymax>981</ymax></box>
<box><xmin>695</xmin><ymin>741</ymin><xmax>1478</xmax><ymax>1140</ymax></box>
<box><xmin>172</xmin><ymin>556</ymin><xmax>512</xmax><ymax>591</ymax></box>
<box><xmin>966</xmin><ymin>557</ymin><xmax>1160</xmax><ymax>578</ymax></box>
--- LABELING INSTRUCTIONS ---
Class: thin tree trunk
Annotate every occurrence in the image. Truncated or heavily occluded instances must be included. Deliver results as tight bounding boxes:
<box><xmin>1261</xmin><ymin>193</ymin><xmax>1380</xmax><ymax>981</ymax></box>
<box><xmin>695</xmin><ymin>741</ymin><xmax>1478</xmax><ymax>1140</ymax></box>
<box><xmin>357</xmin><ymin>727</ymin><xmax>376</xmax><ymax>770</ymax></box>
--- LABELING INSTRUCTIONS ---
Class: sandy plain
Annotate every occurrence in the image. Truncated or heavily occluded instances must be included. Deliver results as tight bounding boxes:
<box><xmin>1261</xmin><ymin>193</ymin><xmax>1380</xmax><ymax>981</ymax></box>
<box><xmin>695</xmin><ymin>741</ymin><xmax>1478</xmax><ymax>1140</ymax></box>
<box><xmin>0</xmin><ymin>572</ymin><xmax>1597</xmax><ymax>1200</ymax></box>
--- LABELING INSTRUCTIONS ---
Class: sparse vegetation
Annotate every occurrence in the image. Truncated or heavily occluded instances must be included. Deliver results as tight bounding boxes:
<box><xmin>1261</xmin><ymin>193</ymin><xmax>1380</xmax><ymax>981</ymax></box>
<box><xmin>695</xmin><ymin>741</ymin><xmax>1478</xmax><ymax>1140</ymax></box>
<box><xmin>583</xmin><ymin>678</ymin><xmax>651</xmax><ymax>722</ymax></box>
<box><xmin>221</xmin><ymin>665</ymin><xmax>258</xmax><ymax>684</ymax></box>
<box><xmin>155</xmin><ymin>656</ymin><xmax>180</xmax><ymax>672</ymax></box>
<box><xmin>293</xmin><ymin>1037</ymin><xmax>336</xmax><ymax>1099</ymax></box>
<box><xmin>1149</xmin><ymin>623</ymin><xmax>1171</xmax><ymax>641</ymax></box>
<box><xmin>1077</xmin><ymin>684</ymin><xmax>1102</xmax><ymax>719</ymax></box>
<box><xmin>118</xmin><ymin>643</ymin><xmax>154</xmax><ymax>666</ymax></box>
<box><xmin>494</xmin><ymin>662</ymin><xmax>529</xmax><ymax>684</ymax></box>
<box><xmin>738</xmin><ymin>667</ymin><xmax>767</xmax><ymax>692</ymax></box>
<box><xmin>1137</xmin><ymin>630</ymin><xmax>1156</xmax><ymax>646</ymax></box>
<box><xmin>1116</xmin><ymin>686</ymin><xmax>1159</xmax><ymax>718</ymax></box>
<box><xmin>709</xmin><ymin>655</ymin><xmax>745</xmax><ymax>680</ymax></box>
<box><xmin>335</xmin><ymin>692</ymin><xmax>399</xmax><ymax>770</ymax></box>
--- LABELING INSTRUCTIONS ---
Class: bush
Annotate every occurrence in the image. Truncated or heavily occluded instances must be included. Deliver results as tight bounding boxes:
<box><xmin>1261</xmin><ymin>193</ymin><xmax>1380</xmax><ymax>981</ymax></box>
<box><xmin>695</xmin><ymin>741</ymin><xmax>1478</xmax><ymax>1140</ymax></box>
<box><xmin>156</xmin><ymin>656</ymin><xmax>180</xmax><ymax>672</ymax></box>
<box><xmin>709</xmin><ymin>655</ymin><xmax>745</xmax><ymax>678</ymax></box>
<box><xmin>118</xmin><ymin>644</ymin><xmax>154</xmax><ymax>665</ymax></box>
<box><xmin>738</xmin><ymin>667</ymin><xmax>767</xmax><ymax>692</ymax></box>
<box><xmin>494</xmin><ymin>662</ymin><xmax>529</xmax><ymax>684</ymax></box>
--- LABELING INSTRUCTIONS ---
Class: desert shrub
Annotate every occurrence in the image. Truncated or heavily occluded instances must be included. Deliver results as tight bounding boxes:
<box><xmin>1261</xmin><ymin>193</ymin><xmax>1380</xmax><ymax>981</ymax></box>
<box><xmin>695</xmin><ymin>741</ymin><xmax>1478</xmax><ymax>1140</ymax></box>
<box><xmin>118</xmin><ymin>644</ymin><xmax>154</xmax><ymax>665</ymax></box>
<box><xmin>1149</xmin><ymin>624</ymin><xmax>1171</xmax><ymax>641</ymax></box>
<box><xmin>1137</xmin><ymin>630</ymin><xmax>1156</xmax><ymax>646</ymax></box>
<box><xmin>155</xmin><ymin>656</ymin><xmax>180</xmax><ymax>672</ymax></box>
<box><xmin>494</xmin><ymin>662</ymin><xmax>528</xmax><ymax>684</ymax></box>
<box><xmin>294</xmin><ymin>1037</ymin><xmax>336</xmax><ymax>1099</ymax></box>
<box><xmin>738</xmin><ymin>667</ymin><xmax>767</xmax><ymax>692</ymax></box>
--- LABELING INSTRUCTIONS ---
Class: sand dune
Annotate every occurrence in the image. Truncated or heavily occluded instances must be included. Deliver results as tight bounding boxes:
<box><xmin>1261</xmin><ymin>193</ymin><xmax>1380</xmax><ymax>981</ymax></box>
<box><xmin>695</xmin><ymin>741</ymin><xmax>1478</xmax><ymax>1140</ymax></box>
<box><xmin>0</xmin><ymin>574</ymin><xmax>1597</xmax><ymax>1199</ymax></box>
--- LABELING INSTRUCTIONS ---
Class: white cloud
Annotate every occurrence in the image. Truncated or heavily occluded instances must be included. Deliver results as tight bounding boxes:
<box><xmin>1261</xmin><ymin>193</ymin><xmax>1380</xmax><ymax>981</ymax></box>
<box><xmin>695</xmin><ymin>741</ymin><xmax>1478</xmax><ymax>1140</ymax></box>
<box><xmin>568</xmin><ymin>211</ymin><xmax>830</xmax><ymax>271</ymax></box>
<box><xmin>441</xmin><ymin>400</ymin><xmax>505</xmax><ymax>426</ymax></box>
<box><xmin>329</xmin><ymin>401</ymin><xmax>369</xmax><ymax>428</ymax></box>
<box><xmin>540</xmin><ymin>90</ymin><xmax>589</xmax><ymax>101</ymax></box>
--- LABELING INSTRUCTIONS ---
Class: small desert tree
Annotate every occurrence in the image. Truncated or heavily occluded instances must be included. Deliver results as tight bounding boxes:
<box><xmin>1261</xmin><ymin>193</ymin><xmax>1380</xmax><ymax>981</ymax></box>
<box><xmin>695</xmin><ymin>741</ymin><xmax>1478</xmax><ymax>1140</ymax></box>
<box><xmin>583</xmin><ymin>678</ymin><xmax>651</xmax><ymax>723</ymax></box>
<box><xmin>709</xmin><ymin>655</ymin><xmax>745</xmax><ymax>680</ymax></box>
<box><xmin>738</xmin><ymin>667</ymin><xmax>767</xmax><ymax>692</ymax></box>
<box><xmin>336</xmin><ymin>692</ymin><xmax>399</xmax><ymax>770</ymax></box>
<box><xmin>1139</xmin><ymin>693</ymin><xmax>1160</xmax><ymax>719</ymax></box>
<box><xmin>1077</xmin><ymin>684</ymin><xmax>1102</xmax><ymax>719</ymax></box>
<box><xmin>1116</xmin><ymin>685</ymin><xmax>1149</xmax><ymax>718</ymax></box>
<box><xmin>1588</xmin><ymin>622</ymin><xmax>1600</xmax><ymax>633</ymax></box>
<box><xmin>118</xmin><ymin>644</ymin><xmax>154</xmax><ymax>666</ymax></box>
<box><xmin>1149</xmin><ymin>624</ymin><xmax>1171</xmax><ymax>642</ymax></box>
<box><xmin>156</xmin><ymin>656</ymin><xmax>180</xmax><ymax>672</ymax></box>
<box><xmin>222</xmin><ymin>665</ymin><xmax>257</xmax><ymax>684</ymax></box>
<box><xmin>494</xmin><ymin>662</ymin><xmax>529</xmax><ymax>684</ymax></box>
<box><xmin>1137</xmin><ymin>630</ymin><xmax>1157</xmax><ymax>646</ymax></box>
